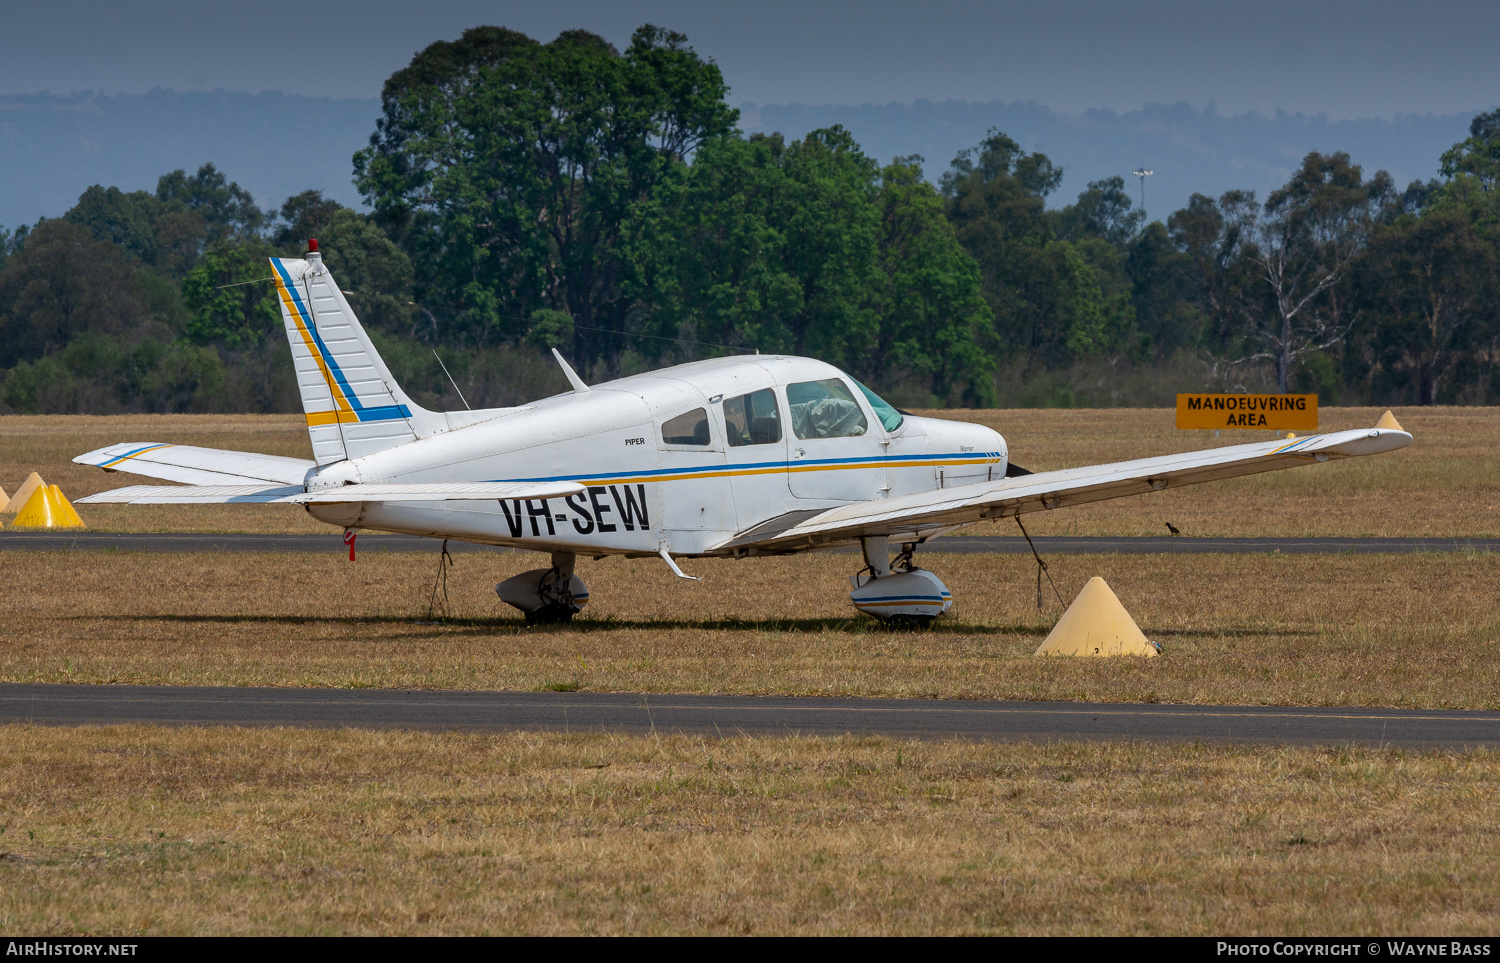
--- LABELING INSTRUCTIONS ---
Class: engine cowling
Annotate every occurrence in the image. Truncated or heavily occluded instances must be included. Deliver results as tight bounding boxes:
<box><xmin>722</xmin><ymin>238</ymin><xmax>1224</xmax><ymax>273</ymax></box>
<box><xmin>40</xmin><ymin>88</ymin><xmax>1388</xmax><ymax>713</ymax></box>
<box><xmin>849</xmin><ymin>568</ymin><xmax>953</xmax><ymax>621</ymax></box>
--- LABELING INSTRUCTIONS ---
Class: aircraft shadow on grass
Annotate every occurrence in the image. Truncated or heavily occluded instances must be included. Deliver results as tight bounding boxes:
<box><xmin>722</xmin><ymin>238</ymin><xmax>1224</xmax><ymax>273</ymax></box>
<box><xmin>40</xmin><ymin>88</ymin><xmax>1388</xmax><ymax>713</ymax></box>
<box><xmin>61</xmin><ymin>613</ymin><xmax>1318</xmax><ymax>639</ymax></box>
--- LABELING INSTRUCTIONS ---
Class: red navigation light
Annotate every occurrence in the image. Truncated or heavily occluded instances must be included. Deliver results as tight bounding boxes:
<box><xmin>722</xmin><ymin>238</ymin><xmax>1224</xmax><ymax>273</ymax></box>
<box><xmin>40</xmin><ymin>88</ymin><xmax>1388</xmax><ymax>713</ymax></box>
<box><xmin>308</xmin><ymin>238</ymin><xmax>319</xmax><ymax>253</ymax></box>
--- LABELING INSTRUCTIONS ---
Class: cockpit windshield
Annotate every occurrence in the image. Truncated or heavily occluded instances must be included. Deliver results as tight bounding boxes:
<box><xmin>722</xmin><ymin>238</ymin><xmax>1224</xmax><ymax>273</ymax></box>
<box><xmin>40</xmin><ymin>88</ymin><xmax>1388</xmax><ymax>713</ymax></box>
<box><xmin>853</xmin><ymin>380</ymin><xmax>904</xmax><ymax>433</ymax></box>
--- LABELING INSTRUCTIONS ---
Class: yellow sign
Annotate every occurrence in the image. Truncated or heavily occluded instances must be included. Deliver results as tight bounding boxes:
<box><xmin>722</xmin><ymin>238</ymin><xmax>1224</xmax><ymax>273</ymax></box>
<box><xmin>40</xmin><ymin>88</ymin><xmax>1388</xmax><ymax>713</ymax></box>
<box><xmin>1176</xmin><ymin>394</ymin><xmax>1318</xmax><ymax>430</ymax></box>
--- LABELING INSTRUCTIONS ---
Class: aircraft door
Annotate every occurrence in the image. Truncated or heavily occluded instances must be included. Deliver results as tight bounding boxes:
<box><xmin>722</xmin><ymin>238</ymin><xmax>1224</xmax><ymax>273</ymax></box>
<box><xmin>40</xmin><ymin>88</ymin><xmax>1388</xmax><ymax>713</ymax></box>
<box><xmin>650</xmin><ymin>385</ymin><xmax>730</xmax><ymax>534</ymax></box>
<box><xmin>719</xmin><ymin>386</ymin><xmax>793</xmax><ymax>531</ymax></box>
<box><xmin>785</xmin><ymin>378</ymin><xmax>885</xmax><ymax>502</ymax></box>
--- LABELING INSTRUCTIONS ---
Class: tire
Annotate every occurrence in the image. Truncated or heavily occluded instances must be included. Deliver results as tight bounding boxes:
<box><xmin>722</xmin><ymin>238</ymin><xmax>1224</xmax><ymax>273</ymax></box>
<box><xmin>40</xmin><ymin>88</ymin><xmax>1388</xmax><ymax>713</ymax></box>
<box><xmin>524</xmin><ymin>604</ymin><xmax>577</xmax><ymax>625</ymax></box>
<box><xmin>881</xmin><ymin>614</ymin><xmax>935</xmax><ymax>630</ymax></box>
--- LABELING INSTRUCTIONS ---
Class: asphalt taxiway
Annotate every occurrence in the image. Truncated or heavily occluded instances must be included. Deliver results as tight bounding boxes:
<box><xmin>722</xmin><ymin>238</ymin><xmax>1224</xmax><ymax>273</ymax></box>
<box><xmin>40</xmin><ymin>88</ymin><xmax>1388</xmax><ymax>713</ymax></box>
<box><xmin>2</xmin><ymin>684</ymin><xmax>1495</xmax><ymax>748</ymax></box>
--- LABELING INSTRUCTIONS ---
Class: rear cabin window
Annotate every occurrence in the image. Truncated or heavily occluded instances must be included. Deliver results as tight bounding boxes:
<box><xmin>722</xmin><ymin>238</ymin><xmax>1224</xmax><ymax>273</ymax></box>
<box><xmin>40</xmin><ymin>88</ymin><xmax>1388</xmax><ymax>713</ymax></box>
<box><xmin>787</xmin><ymin>379</ymin><xmax>868</xmax><ymax>440</ymax></box>
<box><xmin>722</xmin><ymin>389</ymin><xmax>782</xmax><ymax>447</ymax></box>
<box><xmin>662</xmin><ymin>408</ymin><xmax>711</xmax><ymax>446</ymax></box>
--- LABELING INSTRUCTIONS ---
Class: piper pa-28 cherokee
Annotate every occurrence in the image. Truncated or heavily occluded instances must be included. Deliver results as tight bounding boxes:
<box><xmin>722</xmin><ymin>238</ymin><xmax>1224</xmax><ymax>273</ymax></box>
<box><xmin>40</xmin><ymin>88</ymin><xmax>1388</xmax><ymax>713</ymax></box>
<box><xmin>75</xmin><ymin>243</ymin><xmax>1413</xmax><ymax>624</ymax></box>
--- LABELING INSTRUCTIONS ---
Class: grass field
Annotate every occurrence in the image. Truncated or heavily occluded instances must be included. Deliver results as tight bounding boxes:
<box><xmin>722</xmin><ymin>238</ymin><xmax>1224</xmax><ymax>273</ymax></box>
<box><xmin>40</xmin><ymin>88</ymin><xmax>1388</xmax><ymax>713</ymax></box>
<box><xmin>4</xmin><ymin>549</ymin><xmax>1498</xmax><ymax>709</ymax></box>
<box><xmin>2</xmin><ymin>406</ymin><xmax>1496</xmax><ymax>536</ymax></box>
<box><xmin>4</xmin><ymin>408</ymin><xmax>1497</xmax><ymax>935</ymax></box>
<box><xmin>2</xmin><ymin>727</ymin><xmax>1496</xmax><ymax>935</ymax></box>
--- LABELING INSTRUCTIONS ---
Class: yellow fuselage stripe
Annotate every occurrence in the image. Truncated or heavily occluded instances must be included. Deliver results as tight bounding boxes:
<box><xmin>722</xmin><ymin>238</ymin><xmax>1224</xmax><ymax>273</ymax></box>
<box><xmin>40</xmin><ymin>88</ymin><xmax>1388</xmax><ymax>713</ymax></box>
<box><xmin>576</xmin><ymin>458</ymin><xmax>1001</xmax><ymax>487</ymax></box>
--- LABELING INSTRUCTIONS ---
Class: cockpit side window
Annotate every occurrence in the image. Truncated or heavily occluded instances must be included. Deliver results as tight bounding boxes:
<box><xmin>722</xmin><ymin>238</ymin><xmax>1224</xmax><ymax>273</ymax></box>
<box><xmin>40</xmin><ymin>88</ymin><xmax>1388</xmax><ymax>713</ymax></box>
<box><xmin>662</xmin><ymin>408</ymin><xmax>711</xmax><ymax>446</ymax></box>
<box><xmin>722</xmin><ymin>389</ymin><xmax>782</xmax><ymax>447</ymax></box>
<box><xmin>786</xmin><ymin>379</ymin><xmax>869</xmax><ymax>440</ymax></box>
<box><xmin>853</xmin><ymin>379</ymin><xmax>904</xmax><ymax>432</ymax></box>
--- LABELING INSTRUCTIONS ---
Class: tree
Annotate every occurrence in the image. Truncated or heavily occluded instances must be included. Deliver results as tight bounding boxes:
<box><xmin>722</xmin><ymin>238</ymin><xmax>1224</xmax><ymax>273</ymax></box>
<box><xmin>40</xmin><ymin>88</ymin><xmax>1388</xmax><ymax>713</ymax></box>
<box><xmin>632</xmin><ymin>128</ymin><xmax>881</xmax><ymax>369</ymax></box>
<box><xmin>1227</xmin><ymin>152</ymin><xmax>1393</xmax><ymax>392</ymax></box>
<box><xmin>1168</xmin><ymin>191</ymin><xmax>1261</xmax><ymax>356</ymax></box>
<box><xmin>274</xmin><ymin>190</ymin><xmax>347</xmax><ymax>249</ymax></box>
<box><xmin>1053</xmin><ymin>176</ymin><xmax>1144</xmax><ymax>248</ymax></box>
<box><xmin>0</xmin><ymin>224</ymin><xmax>16</xmax><ymax>274</ymax></box>
<box><xmin>179</xmin><ymin>240</ymin><xmax>279</xmax><ymax>350</ymax></box>
<box><xmin>0</xmin><ymin>220</ymin><xmax>145</xmax><ymax>367</ymax></box>
<box><xmin>1441</xmin><ymin>109</ymin><xmax>1500</xmax><ymax>193</ymax></box>
<box><xmin>1362</xmin><ymin>207</ymin><xmax>1496</xmax><ymax>404</ymax></box>
<box><xmin>943</xmin><ymin>130</ymin><xmax>1129</xmax><ymax>371</ymax></box>
<box><xmin>869</xmin><ymin>156</ymin><xmax>995</xmax><ymax>404</ymax></box>
<box><xmin>1125</xmin><ymin>220</ymin><xmax>1202</xmax><ymax>359</ymax></box>
<box><xmin>64</xmin><ymin>164</ymin><xmax>267</xmax><ymax>278</ymax></box>
<box><xmin>354</xmin><ymin>25</ymin><xmax>737</xmax><ymax>365</ymax></box>
<box><xmin>155</xmin><ymin>163</ymin><xmax>268</xmax><ymax>242</ymax></box>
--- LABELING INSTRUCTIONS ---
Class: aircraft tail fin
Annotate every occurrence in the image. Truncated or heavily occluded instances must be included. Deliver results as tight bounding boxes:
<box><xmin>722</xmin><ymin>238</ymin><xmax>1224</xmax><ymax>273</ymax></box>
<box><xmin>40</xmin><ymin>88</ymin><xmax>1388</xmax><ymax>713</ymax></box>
<box><xmin>271</xmin><ymin>247</ymin><xmax>443</xmax><ymax>465</ymax></box>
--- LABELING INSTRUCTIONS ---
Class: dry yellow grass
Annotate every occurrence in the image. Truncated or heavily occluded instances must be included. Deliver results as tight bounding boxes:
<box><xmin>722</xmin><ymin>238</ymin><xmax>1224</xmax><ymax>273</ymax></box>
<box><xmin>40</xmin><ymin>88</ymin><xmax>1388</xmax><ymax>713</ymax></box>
<box><xmin>937</xmin><ymin>406</ymin><xmax>1500</xmax><ymax>537</ymax></box>
<box><xmin>1</xmin><ymin>726</ymin><xmax>1495</xmax><ymax>935</ymax></box>
<box><xmin>4</xmin><ymin>549</ymin><xmax>1498</xmax><ymax>708</ymax></box>
<box><xmin>4</xmin><ymin>406</ymin><xmax>1496</xmax><ymax>536</ymax></box>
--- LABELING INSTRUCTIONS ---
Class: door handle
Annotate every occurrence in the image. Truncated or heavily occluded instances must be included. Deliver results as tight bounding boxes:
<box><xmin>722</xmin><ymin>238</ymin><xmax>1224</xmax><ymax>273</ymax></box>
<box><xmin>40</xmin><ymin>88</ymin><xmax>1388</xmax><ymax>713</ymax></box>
<box><xmin>794</xmin><ymin>448</ymin><xmax>806</xmax><ymax>457</ymax></box>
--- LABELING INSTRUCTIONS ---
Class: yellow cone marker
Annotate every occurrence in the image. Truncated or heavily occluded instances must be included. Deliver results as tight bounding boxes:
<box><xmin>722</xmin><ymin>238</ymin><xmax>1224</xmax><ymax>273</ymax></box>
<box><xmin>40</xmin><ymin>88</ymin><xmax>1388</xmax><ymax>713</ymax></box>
<box><xmin>1375</xmin><ymin>410</ymin><xmax>1404</xmax><ymax>431</ymax></box>
<box><xmin>0</xmin><ymin>485</ymin><xmax>8</xmax><ymax>513</ymax></box>
<box><xmin>4</xmin><ymin>472</ymin><xmax>45</xmax><ymax>515</ymax></box>
<box><xmin>11</xmin><ymin>485</ymin><xmax>86</xmax><ymax>529</ymax></box>
<box><xmin>1034</xmin><ymin>576</ymin><xmax>1158</xmax><ymax>657</ymax></box>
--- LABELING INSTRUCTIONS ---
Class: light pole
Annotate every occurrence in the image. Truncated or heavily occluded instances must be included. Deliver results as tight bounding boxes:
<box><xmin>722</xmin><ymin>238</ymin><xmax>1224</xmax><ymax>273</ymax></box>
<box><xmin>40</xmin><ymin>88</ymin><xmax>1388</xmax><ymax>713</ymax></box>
<box><xmin>1131</xmin><ymin>168</ymin><xmax>1154</xmax><ymax>219</ymax></box>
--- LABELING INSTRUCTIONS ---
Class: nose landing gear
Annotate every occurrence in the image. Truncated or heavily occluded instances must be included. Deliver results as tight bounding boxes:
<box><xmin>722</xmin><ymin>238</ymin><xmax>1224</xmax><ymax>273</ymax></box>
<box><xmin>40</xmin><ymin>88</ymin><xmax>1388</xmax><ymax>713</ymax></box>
<box><xmin>848</xmin><ymin>535</ymin><xmax>952</xmax><ymax>627</ymax></box>
<box><xmin>497</xmin><ymin>552</ymin><xmax>590</xmax><ymax>624</ymax></box>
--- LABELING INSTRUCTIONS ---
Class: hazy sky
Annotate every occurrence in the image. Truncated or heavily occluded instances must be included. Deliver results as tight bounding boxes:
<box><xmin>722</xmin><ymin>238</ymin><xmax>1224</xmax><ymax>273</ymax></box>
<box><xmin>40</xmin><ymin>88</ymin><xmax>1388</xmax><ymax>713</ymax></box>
<box><xmin>2</xmin><ymin>0</ymin><xmax>1495</xmax><ymax>119</ymax></box>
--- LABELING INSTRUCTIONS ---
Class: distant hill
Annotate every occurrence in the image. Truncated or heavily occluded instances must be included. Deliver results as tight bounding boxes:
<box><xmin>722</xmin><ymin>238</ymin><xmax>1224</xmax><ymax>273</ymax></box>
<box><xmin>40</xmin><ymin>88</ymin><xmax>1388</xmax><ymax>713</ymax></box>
<box><xmin>0</xmin><ymin>90</ymin><xmax>1485</xmax><ymax>229</ymax></box>
<box><xmin>0</xmin><ymin>90</ymin><xmax>380</xmax><ymax>228</ymax></box>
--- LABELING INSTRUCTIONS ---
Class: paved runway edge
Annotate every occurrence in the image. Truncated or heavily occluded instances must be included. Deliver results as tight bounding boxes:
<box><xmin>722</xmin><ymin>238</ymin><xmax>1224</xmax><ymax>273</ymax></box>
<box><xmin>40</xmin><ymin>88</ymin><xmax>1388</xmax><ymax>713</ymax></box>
<box><xmin>3</xmin><ymin>684</ymin><xmax>1497</xmax><ymax>747</ymax></box>
<box><xmin>3</xmin><ymin>532</ymin><xmax>1498</xmax><ymax>554</ymax></box>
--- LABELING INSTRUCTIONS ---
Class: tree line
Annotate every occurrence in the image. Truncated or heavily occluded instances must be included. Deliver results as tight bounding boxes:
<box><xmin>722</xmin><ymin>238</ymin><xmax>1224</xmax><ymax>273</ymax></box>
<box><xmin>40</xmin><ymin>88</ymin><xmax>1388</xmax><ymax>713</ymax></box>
<box><xmin>1</xmin><ymin>24</ymin><xmax>1496</xmax><ymax>415</ymax></box>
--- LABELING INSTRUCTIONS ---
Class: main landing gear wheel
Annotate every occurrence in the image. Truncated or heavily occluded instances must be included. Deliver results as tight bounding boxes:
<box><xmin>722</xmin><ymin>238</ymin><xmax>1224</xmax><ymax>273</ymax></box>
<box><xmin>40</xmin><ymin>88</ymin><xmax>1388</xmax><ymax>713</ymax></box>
<box><xmin>525</xmin><ymin>603</ymin><xmax>576</xmax><ymax>626</ymax></box>
<box><xmin>848</xmin><ymin>536</ymin><xmax>953</xmax><ymax>625</ymax></box>
<box><xmin>497</xmin><ymin>552</ymin><xmax>591</xmax><ymax>624</ymax></box>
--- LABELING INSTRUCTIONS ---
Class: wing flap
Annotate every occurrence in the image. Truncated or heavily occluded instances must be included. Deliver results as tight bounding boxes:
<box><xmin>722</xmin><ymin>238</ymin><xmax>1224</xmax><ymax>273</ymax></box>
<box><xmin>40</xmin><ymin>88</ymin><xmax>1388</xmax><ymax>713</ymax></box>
<box><xmin>290</xmin><ymin>481</ymin><xmax>586</xmax><ymax>504</ymax></box>
<box><xmin>77</xmin><ymin>485</ymin><xmax>305</xmax><ymax>504</ymax></box>
<box><xmin>723</xmin><ymin>426</ymin><xmax>1413</xmax><ymax>551</ymax></box>
<box><xmin>74</xmin><ymin>443</ymin><xmax>315</xmax><ymax>486</ymax></box>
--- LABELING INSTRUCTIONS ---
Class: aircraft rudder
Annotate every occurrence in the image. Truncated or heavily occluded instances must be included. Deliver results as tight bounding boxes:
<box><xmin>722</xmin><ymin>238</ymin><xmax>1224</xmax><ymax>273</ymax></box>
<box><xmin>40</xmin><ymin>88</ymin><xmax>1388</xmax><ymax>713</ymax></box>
<box><xmin>270</xmin><ymin>243</ymin><xmax>440</xmax><ymax>465</ymax></box>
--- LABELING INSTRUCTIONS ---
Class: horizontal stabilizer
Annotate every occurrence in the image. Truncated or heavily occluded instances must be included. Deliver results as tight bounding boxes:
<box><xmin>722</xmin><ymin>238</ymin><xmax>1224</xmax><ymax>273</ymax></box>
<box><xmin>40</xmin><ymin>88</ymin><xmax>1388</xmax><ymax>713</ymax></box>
<box><xmin>73</xmin><ymin>443</ymin><xmax>315</xmax><ymax>486</ymax></box>
<box><xmin>78</xmin><ymin>481</ymin><xmax>585</xmax><ymax>505</ymax></box>
<box><xmin>77</xmin><ymin>485</ymin><xmax>305</xmax><ymax>504</ymax></box>
<box><xmin>290</xmin><ymin>481</ymin><xmax>585</xmax><ymax>504</ymax></box>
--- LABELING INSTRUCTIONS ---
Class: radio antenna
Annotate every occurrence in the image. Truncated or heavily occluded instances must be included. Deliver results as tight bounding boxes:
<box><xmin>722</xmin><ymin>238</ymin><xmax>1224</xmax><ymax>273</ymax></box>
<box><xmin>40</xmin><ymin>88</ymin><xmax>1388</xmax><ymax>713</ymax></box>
<box><xmin>431</xmin><ymin>349</ymin><xmax>471</xmax><ymax>410</ymax></box>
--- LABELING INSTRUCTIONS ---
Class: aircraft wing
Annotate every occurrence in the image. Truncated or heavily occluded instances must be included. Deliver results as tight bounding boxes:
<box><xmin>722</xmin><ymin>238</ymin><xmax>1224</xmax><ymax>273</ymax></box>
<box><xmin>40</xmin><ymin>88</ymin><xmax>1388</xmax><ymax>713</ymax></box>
<box><xmin>720</xmin><ymin>427</ymin><xmax>1413</xmax><ymax>553</ymax></box>
<box><xmin>74</xmin><ymin>443</ymin><xmax>316</xmax><ymax>486</ymax></box>
<box><xmin>78</xmin><ymin>481</ymin><xmax>585</xmax><ymax>505</ymax></box>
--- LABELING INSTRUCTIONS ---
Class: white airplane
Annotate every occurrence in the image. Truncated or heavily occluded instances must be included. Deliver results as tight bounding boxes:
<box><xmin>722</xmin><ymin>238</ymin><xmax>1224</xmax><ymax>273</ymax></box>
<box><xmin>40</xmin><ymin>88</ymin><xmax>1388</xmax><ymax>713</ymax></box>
<box><xmin>75</xmin><ymin>243</ymin><xmax>1413</xmax><ymax>624</ymax></box>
